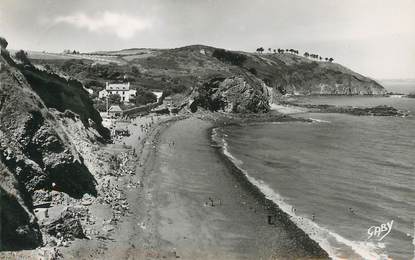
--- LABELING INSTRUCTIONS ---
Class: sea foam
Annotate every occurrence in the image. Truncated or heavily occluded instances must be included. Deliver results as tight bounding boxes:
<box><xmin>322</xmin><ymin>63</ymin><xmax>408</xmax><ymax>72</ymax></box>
<box><xmin>212</xmin><ymin>127</ymin><xmax>386</xmax><ymax>260</ymax></box>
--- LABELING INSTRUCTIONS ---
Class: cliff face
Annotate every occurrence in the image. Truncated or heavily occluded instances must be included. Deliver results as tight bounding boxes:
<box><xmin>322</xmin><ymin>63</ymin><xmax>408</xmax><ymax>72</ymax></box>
<box><xmin>0</xmin><ymin>44</ymin><xmax>107</xmax><ymax>250</ymax></box>
<box><xmin>241</xmin><ymin>53</ymin><xmax>386</xmax><ymax>95</ymax></box>
<box><xmin>32</xmin><ymin>45</ymin><xmax>386</xmax><ymax>113</ymax></box>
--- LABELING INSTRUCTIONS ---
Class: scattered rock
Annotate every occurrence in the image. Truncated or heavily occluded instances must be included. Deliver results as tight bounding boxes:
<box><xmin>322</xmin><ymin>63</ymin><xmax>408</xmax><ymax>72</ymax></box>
<box><xmin>44</xmin><ymin>207</ymin><xmax>87</xmax><ymax>240</ymax></box>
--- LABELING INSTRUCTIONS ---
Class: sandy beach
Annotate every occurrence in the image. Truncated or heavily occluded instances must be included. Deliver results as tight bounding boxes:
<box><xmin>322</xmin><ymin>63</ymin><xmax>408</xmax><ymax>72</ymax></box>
<box><xmin>75</xmin><ymin>115</ymin><xmax>327</xmax><ymax>259</ymax></box>
<box><xmin>144</xmin><ymin>116</ymin><xmax>329</xmax><ymax>259</ymax></box>
<box><xmin>0</xmin><ymin>114</ymin><xmax>328</xmax><ymax>260</ymax></box>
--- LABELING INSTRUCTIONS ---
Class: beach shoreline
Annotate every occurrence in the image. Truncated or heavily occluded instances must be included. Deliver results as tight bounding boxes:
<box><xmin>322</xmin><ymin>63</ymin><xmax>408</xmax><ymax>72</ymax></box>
<box><xmin>126</xmin><ymin>113</ymin><xmax>329</xmax><ymax>259</ymax></box>
<box><xmin>210</xmin><ymin>125</ymin><xmax>330</xmax><ymax>259</ymax></box>
<box><xmin>0</xmin><ymin>112</ymin><xmax>329</xmax><ymax>259</ymax></box>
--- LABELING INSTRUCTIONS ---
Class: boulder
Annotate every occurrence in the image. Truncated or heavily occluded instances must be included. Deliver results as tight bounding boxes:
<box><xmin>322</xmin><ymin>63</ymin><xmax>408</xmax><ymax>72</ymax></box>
<box><xmin>190</xmin><ymin>76</ymin><xmax>270</xmax><ymax>113</ymax></box>
<box><xmin>44</xmin><ymin>207</ymin><xmax>86</xmax><ymax>240</ymax></box>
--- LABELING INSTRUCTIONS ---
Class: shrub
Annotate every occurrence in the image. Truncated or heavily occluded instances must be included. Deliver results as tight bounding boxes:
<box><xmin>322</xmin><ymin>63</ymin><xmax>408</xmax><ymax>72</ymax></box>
<box><xmin>248</xmin><ymin>68</ymin><xmax>258</xmax><ymax>75</ymax></box>
<box><xmin>108</xmin><ymin>94</ymin><xmax>121</xmax><ymax>105</ymax></box>
<box><xmin>15</xmin><ymin>50</ymin><xmax>30</xmax><ymax>64</ymax></box>
<box><xmin>163</xmin><ymin>84</ymin><xmax>188</xmax><ymax>97</ymax></box>
<box><xmin>0</xmin><ymin>37</ymin><xmax>8</xmax><ymax>49</ymax></box>
<box><xmin>212</xmin><ymin>49</ymin><xmax>247</xmax><ymax>66</ymax></box>
<box><xmin>131</xmin><ymin>87</ymin><xmax>157</xmax><ymax>106</ymax></box>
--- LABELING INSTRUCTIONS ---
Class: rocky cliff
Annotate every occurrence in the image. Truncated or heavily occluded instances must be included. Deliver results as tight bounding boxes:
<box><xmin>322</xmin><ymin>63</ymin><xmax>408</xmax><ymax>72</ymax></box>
<box><xmin>189</xmin><ymin>76</ymin><xmax>271</xmax><ymax>113</ymax></box>
<box><xmin>240</xmin><ymin>52</ymin><xmax>386</xmax><ymax>96</ymax></box>
<box><xmin>0</xmin><ymin>42</ymin><xmax>108</xmax><ymax>250</ymax></box>
<box><xmin>32</xmin><ymin>45</ymin><xmax>386</xmax><ymax>114</ymax></box>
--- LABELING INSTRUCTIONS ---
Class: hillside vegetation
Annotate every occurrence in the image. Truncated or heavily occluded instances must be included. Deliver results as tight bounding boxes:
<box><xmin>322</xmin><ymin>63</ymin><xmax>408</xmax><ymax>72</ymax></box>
<box><xmin>31</xmin><ymin>45</ymin><xmax>386</xmax><ymax>113</ymax></box>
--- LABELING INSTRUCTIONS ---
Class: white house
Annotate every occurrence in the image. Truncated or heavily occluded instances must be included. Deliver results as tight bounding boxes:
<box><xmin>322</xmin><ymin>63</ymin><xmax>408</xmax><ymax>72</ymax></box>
<box><xmin>152</xmin><ymin>91</ymin><xmax>163</xmax><ymax>102</ymax></box>
<box><xmin>99</xmin><ymin>82</ymin><xmax>137</xmax><ymax>103</ymax></box>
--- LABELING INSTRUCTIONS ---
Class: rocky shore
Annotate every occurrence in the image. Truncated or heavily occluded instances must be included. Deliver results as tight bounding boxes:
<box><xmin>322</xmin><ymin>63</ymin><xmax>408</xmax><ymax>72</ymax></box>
<box><xmin>1</xmin><ymin>111</ymin><xmax>331</xmax><ymax>259</ymax></box>
<box><xmin>280</xmin><ymin>100</ymin><xmax>410</xmax><ymax>117</ymax></box>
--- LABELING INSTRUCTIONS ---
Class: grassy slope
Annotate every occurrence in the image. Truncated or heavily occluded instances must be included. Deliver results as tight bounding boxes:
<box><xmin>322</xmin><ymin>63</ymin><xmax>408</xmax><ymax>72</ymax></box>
<box><xmin>31</xmin><ymin>45</ymin><xmax>386</xmax><ymax>97</ymax></box>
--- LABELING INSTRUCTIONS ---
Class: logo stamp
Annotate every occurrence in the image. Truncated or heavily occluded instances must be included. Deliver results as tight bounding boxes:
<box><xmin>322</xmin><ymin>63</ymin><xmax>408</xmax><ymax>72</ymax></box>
<box><xmin>367</xmin><ymin>220</ymin><xmax>393</xmax><ymax>241</ymax></box>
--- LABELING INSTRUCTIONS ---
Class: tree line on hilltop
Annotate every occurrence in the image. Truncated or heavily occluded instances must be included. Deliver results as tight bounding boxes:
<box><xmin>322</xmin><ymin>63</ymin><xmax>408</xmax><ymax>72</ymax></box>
<box><xmin>256</xmin><ymin>46</ymin><xmax>334</xmax><ymax>62</ymax></box>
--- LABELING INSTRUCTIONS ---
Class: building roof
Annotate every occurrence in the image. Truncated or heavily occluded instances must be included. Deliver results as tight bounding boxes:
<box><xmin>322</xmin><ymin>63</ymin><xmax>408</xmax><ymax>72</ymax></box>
<box><xmin>152</xmin><ymin>91</ymin><xmax>163</xmax><ymax>100</ymax></box>
<box><xmin>106</xmin><ymin>82</ymin><xmax>130</xmax><ymax>91</ymax></box>
<box><xmin>108</xmin><ymin>105</ymin><xmax>123</xmax><ymax>113</ymax></box>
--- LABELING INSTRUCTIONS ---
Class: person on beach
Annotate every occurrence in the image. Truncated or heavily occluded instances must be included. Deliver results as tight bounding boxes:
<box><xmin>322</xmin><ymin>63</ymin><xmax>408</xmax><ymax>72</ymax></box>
<box><xmin>268</xmin><ymin>215</ymin><xmax>274</xmax><ymax>225</ymax></box>
<box><xmin>208</xmin><ymin>197</ymin><xmax>214</xmax><ymax>207</ymax></box>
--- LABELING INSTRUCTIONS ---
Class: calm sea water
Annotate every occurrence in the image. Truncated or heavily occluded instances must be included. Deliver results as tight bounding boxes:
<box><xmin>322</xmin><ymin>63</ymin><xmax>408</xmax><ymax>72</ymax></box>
<box><xmin>214</xmin><ymin>91</ymin><xmax>415</xmax><ymax>259</ymax></box>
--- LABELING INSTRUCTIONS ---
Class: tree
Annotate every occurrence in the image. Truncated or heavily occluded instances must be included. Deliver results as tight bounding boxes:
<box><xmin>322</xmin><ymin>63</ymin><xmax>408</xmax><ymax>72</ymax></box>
<box><xmin>94</xmin><ymin>99</ymin><xmax>107</xmax><ymax>112</ymax></box>
<box><xmin>131</xmin><ymin>65</ymin><xmax>141</xmax><ymax>75</ymax></box>
<box><xmin>256</xmin><ymin>47</ymin><xmax>264</xmax><ymax>54</ymax></box>
<box><xmin>273</xmin><ymin>49</ymin><xmax>276</xmax><ymax>53</ymax></box>
<box><xmin>0</xmin><ymin>37</ymin><xmax>8</xmax><ymax>49</ymax></box>
<box><xmin>15</xmin><ymin>50</ymin><xmax>30</xmax><ymax>64</ymax></box>
<box><xmin>108</xmin><ymin>94</ymin><xmax>121</xmax><ymax>105</ymax></box>
<box><xmin>268</xmin><ymin>48</ymin><xmax>272</xmax><ymax>52</ymax></box>
<box><xmin>248</xmin><ymin>67</ymin><xmax>258</xmax><ymax>75</ymax></box>
<box><xmin>329</xmin><ymin>58</ymin><xmax>334</xmax><ymax>62</ymax></box>
<box><xmin>325</xmin><ymin>57</ymin><xmax>328</xmax><ymax>61</ymax></box>
<box><xmin>213</xmin><ymin>49</ymin><xmax>247</xmax><ymax>66</ymax></box>
<box><xmin>304</xmin><ymin>52</ymin><xmax>310</xmax><ymax>58</ymax></box>
<box><xmin>131</xmin><ymin>88</ymin><xmax>157</xmax><ymax>106</ymax></box>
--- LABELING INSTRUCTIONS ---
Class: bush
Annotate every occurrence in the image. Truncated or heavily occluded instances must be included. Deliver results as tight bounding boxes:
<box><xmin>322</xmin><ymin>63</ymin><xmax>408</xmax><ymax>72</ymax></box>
<box><xmin>163</xmin><ymin>84</ymin><xmax>188</xmax><ymax>97</ymax></box>
<box><xmin>248</xmin><ymin>68</ymin><xmax>258</xmax><ymax>75</ymax></box>
<box><xmin>0</xmin><ymin>37</ymin><xmax>8</xmax><ymax>49</ymax></box>
<box><xmin>131</xmin><ymin>87</ymin><xmax>157</xmax><ymax>106</ymax></box>
<box><xmin>108</xmin><ymin>94</ymin><xmax>121</xmax><ymax>105</ymax></box>
<box><xmin>212</xmin><ymin>49</ymin><xmax>247</xmax><ymax>66</ymax></box>
<box><xmin>15</xmin><ymin>50</ymin><xmax>30</xmax><ymax>64</ymax></box>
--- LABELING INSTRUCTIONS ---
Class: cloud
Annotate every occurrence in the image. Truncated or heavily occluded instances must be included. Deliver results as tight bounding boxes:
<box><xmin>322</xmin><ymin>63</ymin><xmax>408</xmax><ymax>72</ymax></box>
<box><xmin>54</xmin><ymin>11</ymin><xmax>153</xmax><ymax>39</ymax></box>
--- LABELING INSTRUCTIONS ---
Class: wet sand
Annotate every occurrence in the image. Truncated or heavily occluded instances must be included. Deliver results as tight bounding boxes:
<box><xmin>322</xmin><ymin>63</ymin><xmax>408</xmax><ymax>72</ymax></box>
<box><xmin>137</xmin><ymin>117</ymin><xmax>328</xmax><ymax>259</ymax></box>
<box><xmin>8</xmin><ymin>115</ymin><xmax>328</xmax><ymax>259</ymax></box>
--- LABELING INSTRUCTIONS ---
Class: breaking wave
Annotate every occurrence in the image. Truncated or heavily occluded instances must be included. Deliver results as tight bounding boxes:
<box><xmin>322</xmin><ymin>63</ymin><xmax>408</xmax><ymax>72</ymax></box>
<box><xmin>211</xmin><ymin>127</ymin><xmax>386</xmax><ymax>260</ymax></box>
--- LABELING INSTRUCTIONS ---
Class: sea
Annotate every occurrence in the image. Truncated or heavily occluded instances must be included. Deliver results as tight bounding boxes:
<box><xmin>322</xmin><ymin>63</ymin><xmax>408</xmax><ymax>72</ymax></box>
<box><xmin>212</xmin><ymin>80</ymin><xmax>415</xmax><ymax>259</ymax></box>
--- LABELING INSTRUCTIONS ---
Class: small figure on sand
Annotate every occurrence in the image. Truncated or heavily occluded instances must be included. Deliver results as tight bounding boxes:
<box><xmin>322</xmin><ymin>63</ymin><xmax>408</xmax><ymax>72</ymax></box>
<box><xmin>208</xmin><ymin>197</ymin><xmax>214</xmax><ymax>207</ymax></box>
<box><xmin>349</xmin><ymin>207</ymin><xmax>355</xmax><ymax>214</ymax></box>
<box><xmin>268</xmin><ymin>215</ymin><xmax>277</xmax><ymax>225</ymax></box>
<box><xmin>312</xmin><ymin>213</ymin><xmax>315</xmax><ymax>221</ymax></box>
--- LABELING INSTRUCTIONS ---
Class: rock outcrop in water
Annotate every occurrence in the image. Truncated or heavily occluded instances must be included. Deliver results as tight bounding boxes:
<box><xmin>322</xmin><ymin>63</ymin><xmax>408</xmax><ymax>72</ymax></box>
<box><xmin>283</xmin><ymin>102</ymin><xmax>409</xmax><ymax>117</ymax></box>
<box><xmin>0</xmin><ymin>38</ymin><xmax>108</xmax><ymax>250</ymax></box>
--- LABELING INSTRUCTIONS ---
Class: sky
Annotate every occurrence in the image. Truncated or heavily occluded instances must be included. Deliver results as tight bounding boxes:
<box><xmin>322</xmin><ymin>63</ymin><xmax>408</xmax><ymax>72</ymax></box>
<box><xmin>1</xmin><ymin>0</ymin><xmax>414</xmax><ymax>79</ymax></box>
